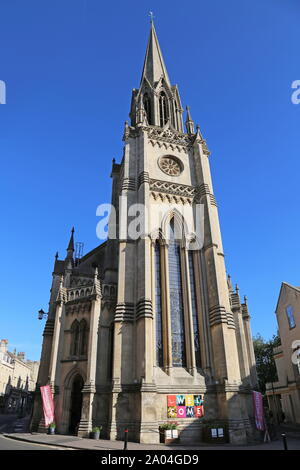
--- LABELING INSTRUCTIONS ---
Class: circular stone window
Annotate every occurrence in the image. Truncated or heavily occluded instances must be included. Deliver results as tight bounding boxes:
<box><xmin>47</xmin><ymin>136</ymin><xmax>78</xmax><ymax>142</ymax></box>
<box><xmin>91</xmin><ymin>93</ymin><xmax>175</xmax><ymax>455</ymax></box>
<box><xmin>158</xmin><ymin>155</ymin><xmax>183</xmax><ymax>176</ymax></box>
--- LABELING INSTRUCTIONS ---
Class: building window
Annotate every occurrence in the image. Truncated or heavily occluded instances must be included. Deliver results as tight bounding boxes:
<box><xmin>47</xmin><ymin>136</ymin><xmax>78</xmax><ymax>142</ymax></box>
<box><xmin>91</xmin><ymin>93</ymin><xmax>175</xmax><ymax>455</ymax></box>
<box><xmin>286</xmin><ymin>305</ymin><xmax>296</xmax><ymax>329</ymax></box>
<box><xmin>188</xmin><ymin>251</ymin><xmax>201</xmax><ymax>368</ymax></box>
<box><xmin>70</xmin><ymin>319</ymin><xmax>88</xmax><ymax>357</ymax></box>
<box><xmin>168</xmin><ymin>219</ymin><xmax>186</xmax><ymax>367</ymax></box>
<box><xmin>159</xmin><ymin>92</ymin><xmax>168</xmax><ymax>127</ymax></box>
<box><xmin>70</xmin><ymin>320</ymin><xmax>80</xmax><ymax>356</ymax></box>
<box><xmin>143</xmin><ymin>94</ymin><xmax>151</xmax><ymax>125</ymax></box>
<box><xmin>79</xmin><ymin>319</ymin><xmax>88</xmax><ymax>355</ymax></box>
<box><xmin>155</xmin><ymin>241</ymin><xmax>163</xmax><ymax>367</ymax></box>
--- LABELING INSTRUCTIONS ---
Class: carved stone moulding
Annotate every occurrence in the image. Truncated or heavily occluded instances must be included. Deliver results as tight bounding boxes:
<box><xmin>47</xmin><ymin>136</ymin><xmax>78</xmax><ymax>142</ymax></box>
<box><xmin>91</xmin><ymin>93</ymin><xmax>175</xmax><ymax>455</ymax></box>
<box><xmin>121</xmin><ymin>177</ymin><xmax>136</xmax><ymax>192</ymax></box>
<box><xmin>114</xmin><ymin>302</ymin><xmax>135</xmax><ymax>322</ymax></box>
<box><xmin>136</xmin><ymin>298</ymin><xmax>153</xmax><ymax>320</ymax></box>
<box><xmin>65</xmin><ymin>301</ymin><xmax>92</xmax><ymax>315</ymax></box>
<box><xmin>150</xmin><ymin>191</ymin><xmax>192</xmax><ymax>205</ymax></box>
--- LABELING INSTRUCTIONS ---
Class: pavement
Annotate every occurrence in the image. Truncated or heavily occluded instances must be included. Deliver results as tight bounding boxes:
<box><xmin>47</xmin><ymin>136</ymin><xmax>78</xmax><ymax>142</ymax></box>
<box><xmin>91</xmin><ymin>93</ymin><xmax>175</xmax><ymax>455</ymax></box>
<box><xmin>2</xmin><ymin>431</ymin><xmax>300</xmax><ymax>451</ymax></box>
<box><xmin>1</xmin><ymin>413</ymin><xmax>300</xmax><ymax>451</ymax></box>
<box><xmin>0</xmin><ymin>434</ymin><xmax>63</xmax><ymax>451</ymax></box>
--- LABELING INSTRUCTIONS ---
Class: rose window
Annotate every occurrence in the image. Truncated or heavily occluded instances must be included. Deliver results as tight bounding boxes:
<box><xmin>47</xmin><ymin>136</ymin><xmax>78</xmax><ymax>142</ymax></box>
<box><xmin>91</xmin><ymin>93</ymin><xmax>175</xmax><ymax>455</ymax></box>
<box><xmin>159</xmin><ymin>156</ymin><xmax>182</xmax><ymax>176</ymax></box>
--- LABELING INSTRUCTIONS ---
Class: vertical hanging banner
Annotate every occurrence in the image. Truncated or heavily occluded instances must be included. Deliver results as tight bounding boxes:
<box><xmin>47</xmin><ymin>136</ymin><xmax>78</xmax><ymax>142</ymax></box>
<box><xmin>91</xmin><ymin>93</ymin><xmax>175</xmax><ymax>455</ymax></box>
<box><xmin>40</xmin><ymin>385</ymin><xmax>55</xmax><ymax>426</ymax></box>
<box><xmin>253</xmin><ymin>391</ymin><xmax>265</xmax><ymax>430</ymax></box>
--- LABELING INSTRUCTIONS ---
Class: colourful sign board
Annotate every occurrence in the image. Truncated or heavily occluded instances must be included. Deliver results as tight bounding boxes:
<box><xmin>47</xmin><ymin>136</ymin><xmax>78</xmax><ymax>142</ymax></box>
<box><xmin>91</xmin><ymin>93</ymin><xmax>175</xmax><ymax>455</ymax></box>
<box><xmin>167</xmin><ymin>394</ymin><xmax>204</xmax><ymax>418</ymax></box>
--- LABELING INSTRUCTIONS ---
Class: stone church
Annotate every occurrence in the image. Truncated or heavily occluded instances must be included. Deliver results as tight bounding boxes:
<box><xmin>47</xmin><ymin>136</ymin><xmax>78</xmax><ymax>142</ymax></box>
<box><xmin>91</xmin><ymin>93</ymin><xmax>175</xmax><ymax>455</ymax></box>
<box><xmin>32</xmin><ymin>21</ymin><xmax>257</xmax><ymax>444</ymax></box>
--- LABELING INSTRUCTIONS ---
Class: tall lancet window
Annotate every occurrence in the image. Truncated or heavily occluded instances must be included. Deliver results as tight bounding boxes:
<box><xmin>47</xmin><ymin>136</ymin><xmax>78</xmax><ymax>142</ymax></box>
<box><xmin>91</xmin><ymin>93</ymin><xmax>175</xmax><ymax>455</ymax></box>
<box><xmin>79</xmin><ymin>319</ymin><xmax>88</xmax><ymax>356</ymax></box>
<box><xmin>155</xmin><ymin>241</ymin><xmax>163</xmax><ymax>367</ymax></box>
<box><xmin>159</xmin><ymin>92</ymin><xmax>168</xmax><ymax>127</ymax></box>
<box><xmin>168</xmin><ymin>219</ymin><xmax>186</xmax><ymax>367</ymax></box>
<box><xmin>143</xmin><ymin>94</ymin><xmax>151</xmax><ymax>125</ymax></box>
<box><xmin>188</xmin><ymin>252</ymin><xmax>201</xmax><ymax>368</ymax></box>
<box><xmin>70</xmin><ymin>320</ymin><xmax>80</xmax><ymax>356</ymax></box>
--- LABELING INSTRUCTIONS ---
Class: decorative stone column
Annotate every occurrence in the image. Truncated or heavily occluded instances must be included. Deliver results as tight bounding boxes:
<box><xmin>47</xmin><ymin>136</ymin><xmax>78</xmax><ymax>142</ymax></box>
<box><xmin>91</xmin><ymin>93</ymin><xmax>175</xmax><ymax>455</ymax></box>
<box><xmin>78</xmin><ymin>268</ymin><xmax>101</xmax><ymax>437</ymax></box>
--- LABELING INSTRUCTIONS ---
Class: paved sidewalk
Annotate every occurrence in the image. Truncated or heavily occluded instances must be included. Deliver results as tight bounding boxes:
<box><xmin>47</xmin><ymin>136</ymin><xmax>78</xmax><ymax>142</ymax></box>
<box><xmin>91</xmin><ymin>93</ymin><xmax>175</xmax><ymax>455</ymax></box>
<box><xmin>3</xmin><ymin>432</ymin><xmax>300</xmax><ymax>450</ymax></box>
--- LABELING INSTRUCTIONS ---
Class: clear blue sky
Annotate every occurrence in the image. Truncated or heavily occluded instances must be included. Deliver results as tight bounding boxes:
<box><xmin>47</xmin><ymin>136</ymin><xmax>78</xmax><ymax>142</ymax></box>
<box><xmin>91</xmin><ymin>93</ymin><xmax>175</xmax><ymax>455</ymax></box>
<box><xmin>0</xmin><ymin>0</ymin><xmax>299</xmax><ymax>360</ymax></box>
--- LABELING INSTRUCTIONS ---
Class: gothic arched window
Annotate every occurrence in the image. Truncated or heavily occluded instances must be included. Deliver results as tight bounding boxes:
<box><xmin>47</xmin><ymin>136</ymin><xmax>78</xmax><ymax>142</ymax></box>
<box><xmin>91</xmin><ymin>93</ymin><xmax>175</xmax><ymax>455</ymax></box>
<box><xmin>155</xmin><ymin>241</ymin><xmax>163</xmax><ymax>367</ymax></box>
<box><xmin>79</xmin><ymin>319</ymin><xmax>88</xmax><ymax>356</ymax></box>
<box><xmin>188</xmin><ymin>251</ymin><xmax>201</xmax><ymax>368</ymax></box>
<box><xmin>168</xmin><ymin>219</ymin><xmax>186</xmax><ymax>367</ymax></box>
<box><xmin>70</xmin><ymin>320</ymin><xmax>80</xmax><ymax>356</ymax></box>
<box><xmin>159</xmin><ymin>92</ymin><xmax>168</xmax><ymax>127</ymax></box>
<box><xmin>70</xmin><ymin>319</ymin><xmax>88</xmax><ymax>357</ymax></box>
<box><xmin>143</xmin><ymin>93</ymin><xmax>151</xmax><ymax>125</ymax></box>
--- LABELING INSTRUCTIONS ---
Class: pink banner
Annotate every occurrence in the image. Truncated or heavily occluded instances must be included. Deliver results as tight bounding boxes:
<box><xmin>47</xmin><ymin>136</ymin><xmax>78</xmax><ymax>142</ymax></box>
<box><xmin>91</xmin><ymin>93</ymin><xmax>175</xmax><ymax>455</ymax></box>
<box><xmin>40</xmin><ymin>385</ymin><xmax>55</xmax><ymax>426</ymax></box>
<box><xmin>253</xmin><ymin>391</ymin><xmax>265</xmax><ymax>431</ymax></box>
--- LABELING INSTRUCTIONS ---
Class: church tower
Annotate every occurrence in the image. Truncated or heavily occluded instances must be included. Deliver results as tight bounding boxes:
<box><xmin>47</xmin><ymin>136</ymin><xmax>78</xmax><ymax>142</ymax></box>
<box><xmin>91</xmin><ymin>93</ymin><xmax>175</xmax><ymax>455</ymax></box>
<box><xmin>32</xmin><ymin>21</ymin><xmax>257</xmax><ymax>445</ymax></box>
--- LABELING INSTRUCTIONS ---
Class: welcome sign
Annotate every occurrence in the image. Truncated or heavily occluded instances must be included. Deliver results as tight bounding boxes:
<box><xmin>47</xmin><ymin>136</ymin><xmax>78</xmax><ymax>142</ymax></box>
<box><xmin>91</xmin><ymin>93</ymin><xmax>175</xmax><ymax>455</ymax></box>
<box><xmin>167</xmin><ymin>394</ymin><xmax>204</xmax><ymax>418</ymax></box>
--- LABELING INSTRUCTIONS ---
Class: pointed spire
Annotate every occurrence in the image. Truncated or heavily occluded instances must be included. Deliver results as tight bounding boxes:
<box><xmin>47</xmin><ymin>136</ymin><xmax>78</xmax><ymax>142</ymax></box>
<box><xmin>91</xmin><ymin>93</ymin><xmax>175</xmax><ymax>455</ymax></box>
<box><xmin>93</xmin><ymin>265</ymin><xmax>101</xmax><ymax>297</ymax></box>
<box><xmin>140</xmin><ymin>21</ymin><xmax>171</xmax><ymax>87</ymax></box>
<box><xmin>227</xmin><ymin>274</ymin><xmax>234</xmax><ymax>292</ymax></box>
<box><xmin>185</xmin><ymin>105</ymin><xmax>195</xmax><ymax>134</ymax></box>
<box><xmin>55</xmin><ymin>251</ymin><xmax>59</xmax><ymax>260</ymax></box>
<box><xmin>136</xmin><ymin>95</ymin><xmax>148</xmax><ymax>126</ymax></box>
<box><xmin>66</xmin><ymin>227</ymin><xmax>74</xmax><ymax>260</ymax></box>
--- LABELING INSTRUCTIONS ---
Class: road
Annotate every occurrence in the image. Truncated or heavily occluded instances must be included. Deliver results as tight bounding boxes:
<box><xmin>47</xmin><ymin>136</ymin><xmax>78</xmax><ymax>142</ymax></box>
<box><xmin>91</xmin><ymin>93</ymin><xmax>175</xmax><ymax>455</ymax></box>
<box><xmin>0</xmin><ymin>434</ymin><xmax>64</xmax><ymax>450</ymax></box>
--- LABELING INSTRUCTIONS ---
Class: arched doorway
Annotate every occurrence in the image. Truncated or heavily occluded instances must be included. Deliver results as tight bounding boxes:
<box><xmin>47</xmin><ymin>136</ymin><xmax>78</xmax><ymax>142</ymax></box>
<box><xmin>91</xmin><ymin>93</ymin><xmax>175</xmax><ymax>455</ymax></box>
<box><xmin>69</xmin><ymin>375</ymin><xmax>84</xmax><ymax>435</ymax></box>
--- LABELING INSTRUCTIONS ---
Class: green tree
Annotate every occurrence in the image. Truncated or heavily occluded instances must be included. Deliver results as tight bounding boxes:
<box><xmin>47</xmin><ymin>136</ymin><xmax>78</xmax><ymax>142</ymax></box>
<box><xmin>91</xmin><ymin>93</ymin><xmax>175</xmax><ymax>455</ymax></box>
<box><xmin>253</xmin><ymin>333</ymin><xmax>281</xmax><ymax>394</ymax></box>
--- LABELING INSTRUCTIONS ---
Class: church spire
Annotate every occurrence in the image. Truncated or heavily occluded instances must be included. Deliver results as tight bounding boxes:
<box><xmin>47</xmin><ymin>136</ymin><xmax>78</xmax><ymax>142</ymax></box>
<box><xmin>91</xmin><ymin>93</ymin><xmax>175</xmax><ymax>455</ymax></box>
<box><xmin>130</xmin><ymin>21</ymin><xmax>183</xmax><ymax>132</ymax></box>
<box><xmin>140</xmin><ymin>20</ymin><xmax>171</xmax><ymax>87</ymax></box>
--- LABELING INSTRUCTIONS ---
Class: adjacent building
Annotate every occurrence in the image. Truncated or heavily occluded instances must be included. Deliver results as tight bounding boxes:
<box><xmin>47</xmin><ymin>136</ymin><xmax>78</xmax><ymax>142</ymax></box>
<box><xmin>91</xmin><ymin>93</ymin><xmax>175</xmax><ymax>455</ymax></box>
<box><xmin>266</xmin><ymin>283</ymin><xmax>300</xmax><ymax>424</ymax></box>
<box><xmin>0</xmin><ymin>339</ymin><xmax>39</xmax><ymax>413</ymax></box>
<box><xmin>32</xmin><ymin>21</ymin><xmax>257</xmax><ymax>444</ymax></box>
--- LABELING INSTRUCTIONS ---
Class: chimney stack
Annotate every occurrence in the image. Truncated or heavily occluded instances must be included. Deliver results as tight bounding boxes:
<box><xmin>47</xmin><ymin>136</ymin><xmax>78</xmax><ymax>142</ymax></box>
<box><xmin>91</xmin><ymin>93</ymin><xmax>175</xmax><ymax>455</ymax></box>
<box><xmin>0</xmin><ymin>339</ymin><xmax>8</xmax><ymax>353</ymax></box>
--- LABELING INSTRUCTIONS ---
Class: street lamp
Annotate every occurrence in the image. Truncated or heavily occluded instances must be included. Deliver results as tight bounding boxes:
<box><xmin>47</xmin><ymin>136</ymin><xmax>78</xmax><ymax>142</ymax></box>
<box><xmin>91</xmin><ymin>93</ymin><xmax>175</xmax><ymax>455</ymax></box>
<box><xmin>38</xmin><ymin>309</ymin><xmax>48</xmax><ymax>320</ymax></box>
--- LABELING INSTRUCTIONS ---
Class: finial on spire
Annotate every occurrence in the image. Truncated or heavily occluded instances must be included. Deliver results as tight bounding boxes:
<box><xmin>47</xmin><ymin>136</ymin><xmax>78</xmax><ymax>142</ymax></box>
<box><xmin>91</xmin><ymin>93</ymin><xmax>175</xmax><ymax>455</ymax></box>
<box><xmin>94</xmin><ymin>265</ymin><xmax>98</xmax><ymax>279</ymax></box>
<box><xmin>149</xmin><ymin>11</ymin><xmax>155</xmax><ymax>23</ymax></box>
<box><xmin>55</xmin><ymin>251</ymin><xmax>59</xmax><ymax>260</ymax></box>
<box><xmin>244</xmin><ymin>295</ymin><xmax>248</xmax><ymax>305</ymax></box>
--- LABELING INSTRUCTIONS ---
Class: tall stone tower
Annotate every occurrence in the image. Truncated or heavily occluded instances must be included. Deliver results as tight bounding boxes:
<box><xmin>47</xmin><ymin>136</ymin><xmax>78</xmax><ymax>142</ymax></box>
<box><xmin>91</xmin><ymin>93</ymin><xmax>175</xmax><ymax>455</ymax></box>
<box><xmin>32</xmin><ymin>21</ymin><xmax>257</xmax><ymax>445</ymax></box>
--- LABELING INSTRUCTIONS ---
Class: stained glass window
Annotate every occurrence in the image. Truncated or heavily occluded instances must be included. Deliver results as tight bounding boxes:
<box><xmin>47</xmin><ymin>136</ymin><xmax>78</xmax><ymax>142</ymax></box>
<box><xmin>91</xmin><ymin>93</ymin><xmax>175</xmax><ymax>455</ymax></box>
<box><xmin>168</xmin><ymin>220</ymin><xmax>186</xmax><ymax>367</ymax></box>
<box><xmin>188</xmin><ymin>251</ymin><xmax>201</xmax><ymax>368</ymax></box>
<box><xmin>155</xmin><ymin>241</ymin><xmax>163</xmax><ymax>367</ymax></box>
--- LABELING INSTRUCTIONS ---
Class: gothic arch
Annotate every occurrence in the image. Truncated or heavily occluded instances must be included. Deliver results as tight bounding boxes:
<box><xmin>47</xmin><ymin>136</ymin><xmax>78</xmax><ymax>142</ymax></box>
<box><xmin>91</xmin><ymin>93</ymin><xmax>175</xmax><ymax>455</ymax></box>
<box><xmin>64</xmin><ymin>366</ymin><xmax>86</xmax><ymax>391</ymax></box>
<box><xmin>159</xmin><ymin>91</ymin><xmax>169</xmax><ymax>127</ymax></box>
<box><xmin>161</xmin><ymin>208</ymin><xmax>189</xmax><ymax>246</ymax></box>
